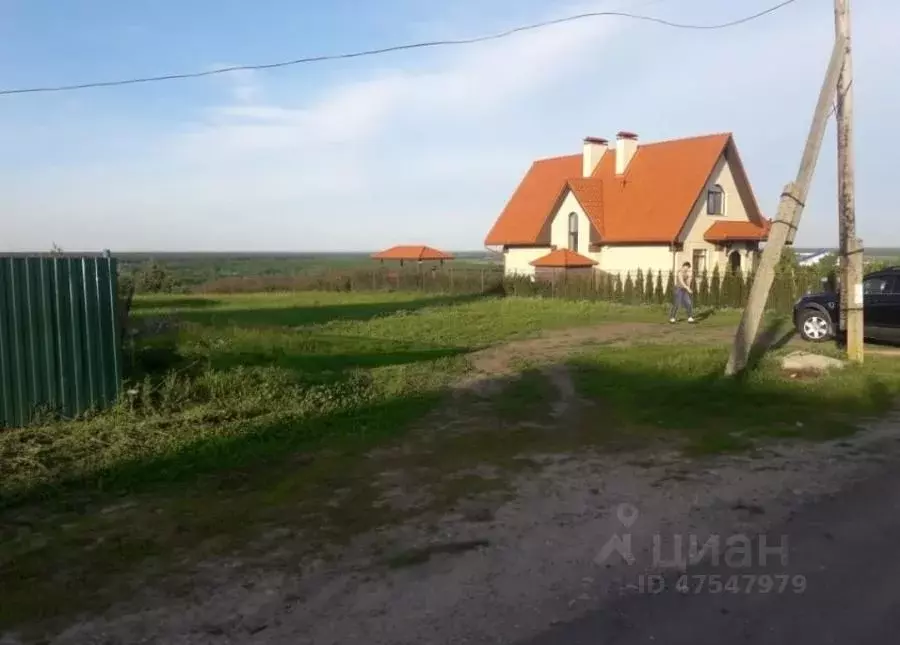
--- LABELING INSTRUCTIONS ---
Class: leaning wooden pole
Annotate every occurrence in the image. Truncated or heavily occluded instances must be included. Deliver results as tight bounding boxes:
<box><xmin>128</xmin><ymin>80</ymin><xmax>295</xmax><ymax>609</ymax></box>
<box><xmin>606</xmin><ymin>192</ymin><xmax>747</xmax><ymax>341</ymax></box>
<box><xmin>725</xmin><ymin>36</ymin><xmax>847</xmax><ymax>376</ymax></box>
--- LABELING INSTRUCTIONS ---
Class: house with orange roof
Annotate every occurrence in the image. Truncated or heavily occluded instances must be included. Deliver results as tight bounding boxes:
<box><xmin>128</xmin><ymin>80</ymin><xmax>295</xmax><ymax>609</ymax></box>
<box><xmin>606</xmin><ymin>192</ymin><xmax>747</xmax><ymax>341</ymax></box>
<box><xmin>485</xmin><ymin>131</ymin><xmax>770</xmax><ymax>278</ymax></box>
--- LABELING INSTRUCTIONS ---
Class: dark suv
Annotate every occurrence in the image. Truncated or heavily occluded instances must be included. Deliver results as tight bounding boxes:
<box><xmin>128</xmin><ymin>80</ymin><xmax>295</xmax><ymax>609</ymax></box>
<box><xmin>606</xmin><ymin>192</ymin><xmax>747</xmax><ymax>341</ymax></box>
<box><xmin>793</xmin><ymin>267</ymin><xmax>900</xmax><ymax>343</ymax></box>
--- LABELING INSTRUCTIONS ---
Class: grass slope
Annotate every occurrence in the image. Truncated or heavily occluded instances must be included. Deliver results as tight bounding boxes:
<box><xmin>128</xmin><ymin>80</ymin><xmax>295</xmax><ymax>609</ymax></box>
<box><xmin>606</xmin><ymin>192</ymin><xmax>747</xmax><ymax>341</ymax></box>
<box><xmin>0</xmin><ymin>291</ymin><xmax>897</xmax><ymax>635</ymax></box>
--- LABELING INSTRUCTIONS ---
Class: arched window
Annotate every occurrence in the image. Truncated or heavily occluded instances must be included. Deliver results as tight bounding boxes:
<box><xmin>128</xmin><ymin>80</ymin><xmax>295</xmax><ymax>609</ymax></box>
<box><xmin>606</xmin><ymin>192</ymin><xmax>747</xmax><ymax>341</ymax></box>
<box><xmin>707</xmin><ymin>184</ymin><xmax>725</xmax><ymax>215</ymax></box>
<box><xmin>568</xmin><ymin>212</ymin><xmax>579</xmax><ymax>250</ymax></box>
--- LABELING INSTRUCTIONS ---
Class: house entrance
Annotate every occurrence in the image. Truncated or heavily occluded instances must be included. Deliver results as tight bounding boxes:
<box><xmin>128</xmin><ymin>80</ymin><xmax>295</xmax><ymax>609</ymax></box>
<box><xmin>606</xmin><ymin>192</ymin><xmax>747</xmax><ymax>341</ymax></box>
<box><xmin>729</xmin><ymin>250</ymin><xmax>742</xmax><ymax>273</ymax></box>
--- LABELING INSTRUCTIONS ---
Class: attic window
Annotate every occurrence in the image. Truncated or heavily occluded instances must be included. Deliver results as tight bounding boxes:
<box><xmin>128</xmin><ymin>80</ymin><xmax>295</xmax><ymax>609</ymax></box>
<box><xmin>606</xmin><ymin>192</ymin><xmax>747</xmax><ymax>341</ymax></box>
<box><xmin>568</xmin><ymin>212</ymin><xmax>578</xmax><ymax>250</ymax></box>
<box><xmin>707</xmin><ymin>184</ymin><xmax>725</xmax><ymax>215</ymax></box>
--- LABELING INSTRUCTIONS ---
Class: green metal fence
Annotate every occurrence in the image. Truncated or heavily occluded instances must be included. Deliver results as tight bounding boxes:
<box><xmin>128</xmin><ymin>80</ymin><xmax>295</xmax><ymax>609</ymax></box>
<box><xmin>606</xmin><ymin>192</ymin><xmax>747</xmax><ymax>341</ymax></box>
<box><xmin>0</xmin><ymin>256</ymin><xmax>122</xmax><ymax>428</ymax></box>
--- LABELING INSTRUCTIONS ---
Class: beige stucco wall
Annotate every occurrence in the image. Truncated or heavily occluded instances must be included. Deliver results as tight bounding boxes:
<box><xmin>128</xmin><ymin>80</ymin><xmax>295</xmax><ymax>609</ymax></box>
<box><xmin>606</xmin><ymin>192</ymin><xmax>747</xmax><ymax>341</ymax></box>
<box><xmin>503</xmin><ymin>246</ymin><xmax>552</xmax><ymax>277</ymax></box>
<box><xmin>549</xmin><ymin>192</ymin><xmax>594</xmax><ymax>256</ymax></box>
<box><xmin>503</xmin><ymin>191</ymin><xmax>602</xmax><ymax>277</ymax></box>
<box><xmin>677</xmin><ymin>153</ymin><xmax>757</xmax><ymax>273</ymax></box>
<box><xmin>594</xmin><ymin>245</ymin><xmax>675</xmax><ymax>277</ymax></box>
<box><xmin>548</xmin><ymin>191</ymin><xmax>674</xmax><ymax>277</ymax></box>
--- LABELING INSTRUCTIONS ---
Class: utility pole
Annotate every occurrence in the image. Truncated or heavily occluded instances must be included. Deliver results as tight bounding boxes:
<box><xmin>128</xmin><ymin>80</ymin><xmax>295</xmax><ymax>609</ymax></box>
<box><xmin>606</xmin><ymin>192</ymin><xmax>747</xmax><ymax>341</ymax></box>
<box><xmin>835</xmin><ymin>0</ymin><xmax>863</xmax><ymax>362</ymax></box>
<box><xmin>725</xmin><ymin>37</ymin><xmax>846</xmax><ymax>376</ymax></box>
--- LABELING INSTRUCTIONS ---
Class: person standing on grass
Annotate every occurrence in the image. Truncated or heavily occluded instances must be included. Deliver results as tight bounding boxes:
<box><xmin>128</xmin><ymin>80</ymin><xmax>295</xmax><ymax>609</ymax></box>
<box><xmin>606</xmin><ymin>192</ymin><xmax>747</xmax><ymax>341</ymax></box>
<box><xmin>669</xmin><ymin>261</ymin><xmax>695</xmax><ymax>324</ymax></box>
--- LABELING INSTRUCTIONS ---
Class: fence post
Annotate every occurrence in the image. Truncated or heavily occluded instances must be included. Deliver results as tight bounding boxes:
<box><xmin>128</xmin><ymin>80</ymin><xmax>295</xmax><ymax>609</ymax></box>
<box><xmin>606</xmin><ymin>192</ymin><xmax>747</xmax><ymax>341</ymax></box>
<box><xmin>481</xmin><ymin>269</ymin><xmax>485</xmax><ymax>293</ymax></box>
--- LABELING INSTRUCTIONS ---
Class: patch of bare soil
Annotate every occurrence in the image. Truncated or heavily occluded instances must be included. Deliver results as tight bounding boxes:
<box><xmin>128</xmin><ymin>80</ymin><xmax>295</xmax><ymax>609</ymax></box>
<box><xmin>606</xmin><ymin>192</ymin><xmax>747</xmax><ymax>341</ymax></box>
<box><xmin>457</xmin><ymin>323</ymin><xmax>657</xmax><ymax>396</ymax></box>
<box><xmin>540</xmin><ymin>365</ymin><xmax>581</xmax><ymax>420</ymax></box>
<box><xmin>454</xmin><ymin>320</ymin><xmax>739</xmax><ymax>399</ymax></box>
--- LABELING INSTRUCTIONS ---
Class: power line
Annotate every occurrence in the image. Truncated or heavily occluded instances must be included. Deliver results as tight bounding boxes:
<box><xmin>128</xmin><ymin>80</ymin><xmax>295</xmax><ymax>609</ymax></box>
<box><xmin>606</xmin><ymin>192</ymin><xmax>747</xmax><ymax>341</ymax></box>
<box><xmin>0</xmin><ymin>0</ymin><xmax>800</xmax><ymax>97</ymax></box>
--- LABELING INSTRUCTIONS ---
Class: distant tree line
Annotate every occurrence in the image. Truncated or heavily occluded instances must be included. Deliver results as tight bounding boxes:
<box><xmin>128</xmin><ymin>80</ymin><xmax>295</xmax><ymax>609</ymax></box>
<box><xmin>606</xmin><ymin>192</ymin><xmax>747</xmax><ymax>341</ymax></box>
<box><xmin>111</xmin><ymin>248</ymin><xmax>900</xmax><ymax>308</ymax></box>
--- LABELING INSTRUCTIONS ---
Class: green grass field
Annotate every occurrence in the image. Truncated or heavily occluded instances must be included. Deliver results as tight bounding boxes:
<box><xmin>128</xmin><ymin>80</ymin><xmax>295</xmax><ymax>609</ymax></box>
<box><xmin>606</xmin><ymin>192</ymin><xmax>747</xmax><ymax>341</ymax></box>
<box><xmin>1</xmin><ymin>290</ymin><xmax>898</xmax><ymax>635</ymax></box>
<box><xmin>2</xmin><ymin>293</ymin><xmax>688</xmax><ymax>502</ymax></box>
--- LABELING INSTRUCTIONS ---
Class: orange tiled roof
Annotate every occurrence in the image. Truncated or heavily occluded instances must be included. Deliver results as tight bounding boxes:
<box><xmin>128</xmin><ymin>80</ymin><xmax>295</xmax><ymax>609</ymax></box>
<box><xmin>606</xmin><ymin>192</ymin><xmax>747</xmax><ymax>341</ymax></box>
<box><xmin>485</xmin><ymin>133</ymin><xmax>766</xmax><ymax>246</ymax></box>
<box><xmin>530</xmin><ymin>248</ymin><xmax>598</xmax><ymax>268</ymax></box>
<box><xmin>484</xmin><ymin>154</ymin><xmax>582</xmax><ymax>246</ymax></box>
<box><xmin>704</xmin><ymin>220</ymin><xmax>771</xmax><ymax>243</ymax></box>
<box><xmin>567</xmin><ymin>178</ymin><xmax>606</xmax><ymax>241</ymax></box>
<box><xmin>372</xmin><ymin>245</ymin><xmax>454</xmax><ymax>261</ymax></box>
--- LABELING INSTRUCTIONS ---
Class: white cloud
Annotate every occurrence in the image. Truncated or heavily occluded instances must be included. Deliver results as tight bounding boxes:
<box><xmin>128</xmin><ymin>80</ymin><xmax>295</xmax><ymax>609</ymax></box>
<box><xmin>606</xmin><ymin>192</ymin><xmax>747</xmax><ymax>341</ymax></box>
<box><xmin>176</xmin><ymin>0</ymin><xmax>618</xmax><ymax>160</ymax></box>
<box><xmin>2</xmin><ymin>0</ymin><xmax>629</xmax><ymax>251</ymax></box>
<box><xmin>3</xmin><ymin>0</ymin><xmax>900</xmax><ymax>251</ymax></box>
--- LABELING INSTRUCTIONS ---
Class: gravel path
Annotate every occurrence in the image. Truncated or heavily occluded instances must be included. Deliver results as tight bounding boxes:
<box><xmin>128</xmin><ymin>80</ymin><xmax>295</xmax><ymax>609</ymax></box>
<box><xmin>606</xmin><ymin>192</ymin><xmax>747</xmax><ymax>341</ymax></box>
<box><xmin>522</xmin><ymin>447</ymin><xmax>900</xmax><ymax>645</ymax></box>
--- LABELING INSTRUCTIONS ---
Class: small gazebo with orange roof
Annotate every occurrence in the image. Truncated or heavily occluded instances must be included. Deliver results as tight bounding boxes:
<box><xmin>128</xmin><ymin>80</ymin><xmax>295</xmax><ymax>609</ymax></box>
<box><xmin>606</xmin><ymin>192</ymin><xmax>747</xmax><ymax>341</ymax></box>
<box><xmin>371</xmin><ymin>245</ymin><xmax>455</xmax><ymax>267</ymax></box>
<box><xmin>530</xmin><ymin>248</ymin><xmax>597</xmax><ymax>280</ymax></box>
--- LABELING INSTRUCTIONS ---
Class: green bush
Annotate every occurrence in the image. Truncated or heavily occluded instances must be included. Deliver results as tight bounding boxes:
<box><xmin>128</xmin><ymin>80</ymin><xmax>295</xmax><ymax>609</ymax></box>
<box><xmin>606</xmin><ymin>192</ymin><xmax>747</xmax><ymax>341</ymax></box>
<box><xmin>134</xmin><ymin>261</ymin><xmax>176</xmax><ymax>294</ymax></box>
<box><xmin>710</xmin><ymin>265</ymin><xmax>722</xmax><ymax>307</ymax></box>
<box><xmin>698</xmin><ymin>269</ymin><xmax>710</xmax><ymax>306</ymax></box>
<box><xmin>623</xmin><ymin>272</ymin><xmax>635</xmax><ymax>304</ymax></box>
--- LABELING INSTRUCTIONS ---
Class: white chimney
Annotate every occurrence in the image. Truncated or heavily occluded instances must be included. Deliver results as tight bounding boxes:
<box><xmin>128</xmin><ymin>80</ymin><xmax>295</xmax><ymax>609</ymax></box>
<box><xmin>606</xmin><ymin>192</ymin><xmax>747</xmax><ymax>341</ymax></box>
<box><xmin>582</xmin><ymin>137</ymin><xmax>608</xmax><ymax>177</ymax></box>
<box><xmin>615</xmin><ymin>131</ymin><xmax>638</xmax><ymax>176</ymax></box>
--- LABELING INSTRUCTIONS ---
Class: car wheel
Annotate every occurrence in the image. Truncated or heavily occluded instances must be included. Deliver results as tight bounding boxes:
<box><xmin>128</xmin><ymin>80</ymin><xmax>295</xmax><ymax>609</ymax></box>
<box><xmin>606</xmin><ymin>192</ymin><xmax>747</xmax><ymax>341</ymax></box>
<box><xmin>798</xmin><ymin>309</ymin><xmax>833</xmax><ymax>342</ymax></box>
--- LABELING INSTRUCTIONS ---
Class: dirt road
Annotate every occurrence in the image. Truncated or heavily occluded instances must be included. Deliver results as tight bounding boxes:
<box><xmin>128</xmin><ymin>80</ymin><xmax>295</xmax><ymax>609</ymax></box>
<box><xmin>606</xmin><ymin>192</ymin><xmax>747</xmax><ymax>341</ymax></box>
<box><xmin>521</xmin><ymin>458</ymin><xmax>900</xmax><ymax>645</ymax></box>
<box><xmin>38</xmin><ymin>412</ymin><xmax>900</xmax><ymax>645</ymax></box>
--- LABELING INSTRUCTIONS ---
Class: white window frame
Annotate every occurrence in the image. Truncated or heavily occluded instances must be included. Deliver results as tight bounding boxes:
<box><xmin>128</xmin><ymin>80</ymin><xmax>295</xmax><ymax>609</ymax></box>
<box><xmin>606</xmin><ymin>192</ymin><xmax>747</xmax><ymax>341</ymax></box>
<box><xmin>568</xmin><ymin>212</ymin><xmax>579</xmax><ymax>251</ymax></box>
<box><xmin>692</xmin><ymin>249</ymin><xmax>708</xmax><ymax>274</ymax></box>
<box><xmin>707</xmin><ymin>184</ymin><xmax>725</xmax><ymax>216</ymax></box>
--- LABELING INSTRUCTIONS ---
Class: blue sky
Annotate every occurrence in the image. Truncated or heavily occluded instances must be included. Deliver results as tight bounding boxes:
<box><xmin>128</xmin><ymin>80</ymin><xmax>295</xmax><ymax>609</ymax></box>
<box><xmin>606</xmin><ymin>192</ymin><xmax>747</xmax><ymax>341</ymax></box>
<box><xmin>1</xmin><ymin>0</ymin><xmax>898</xmax><ymax>252</ymax></box>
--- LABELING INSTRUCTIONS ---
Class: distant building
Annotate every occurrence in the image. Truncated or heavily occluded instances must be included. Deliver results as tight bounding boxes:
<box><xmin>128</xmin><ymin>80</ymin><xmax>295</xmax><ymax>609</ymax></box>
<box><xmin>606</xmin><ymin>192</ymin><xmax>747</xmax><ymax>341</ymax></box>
<box><xmin>796</xmin><ymin>250</ymin><xmax>833</xmax><ymax>267</ymax></box>
<box><xmin>485</xmin><ymin>131</ymin><xmax>770</xmax><ymax>278</ymax></box>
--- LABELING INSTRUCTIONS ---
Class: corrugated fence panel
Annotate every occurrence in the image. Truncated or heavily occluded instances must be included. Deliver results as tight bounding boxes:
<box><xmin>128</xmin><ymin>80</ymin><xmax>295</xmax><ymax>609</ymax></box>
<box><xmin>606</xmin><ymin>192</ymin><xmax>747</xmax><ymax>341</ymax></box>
<box><xmin>0</xmin><ymin>255</ymin><xmax>122</xmax><ymax>428</ymax></box>
<box><xmin>9</xmin><ymin>259</ymin><xmax>28</xmax><ymax>427</ymax></box>
<box><xmin>54</xmin><ymin>258</ymin><xmax>76</xmax><ymax>418</ymax></box>
<box><xmin>0</xmin><ymin>260</ymin><xmax>14</xmax><ymax>426</ymax></box>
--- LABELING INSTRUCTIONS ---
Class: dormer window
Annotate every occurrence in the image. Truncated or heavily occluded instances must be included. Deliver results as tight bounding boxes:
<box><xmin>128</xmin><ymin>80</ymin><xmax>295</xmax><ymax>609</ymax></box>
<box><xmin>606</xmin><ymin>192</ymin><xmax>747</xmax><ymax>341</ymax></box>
<box><xmin>568</xmin><ymin>212</ymin><xmax>578</xmax><ymax>250</ymax></box>
<box><xmin>707</xmin><ymin>184</ymin><xmax>725</xmax><ymax>215</ymax></box>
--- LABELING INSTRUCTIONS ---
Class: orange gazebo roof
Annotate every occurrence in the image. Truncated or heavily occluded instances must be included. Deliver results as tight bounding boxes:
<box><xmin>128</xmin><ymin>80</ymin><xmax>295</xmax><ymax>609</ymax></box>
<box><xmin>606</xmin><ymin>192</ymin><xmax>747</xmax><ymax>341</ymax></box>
<box><xmin>530</xmin><ymin>248</ymin><xmax>597</xmax><ymax>268</ymax></box>
<box><xmin>704</xmin><ymin>219</ymin><xmax>771</xmax><ymax>243</ymax></box>
<box><xmin>371</xmin><ymin>245</ymin><xmax>455</xmax><ymax>261</ymax></box>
